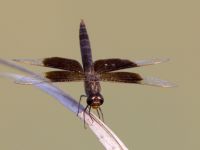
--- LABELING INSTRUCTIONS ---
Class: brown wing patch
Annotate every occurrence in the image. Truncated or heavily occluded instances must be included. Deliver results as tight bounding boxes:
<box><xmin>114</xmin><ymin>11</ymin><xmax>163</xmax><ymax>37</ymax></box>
<box><xmin>13</xmin><ymin>57</ymin><xmax>83</xmax><ymax>72</ymax></box>
<box><xmin>99</xmin><ymin>72</ymin><xmax>142</xmax><ymax>83</ymax></box>
<box><xmin>43</xmin><ymin>57</ymin><xmax>83</xmax><ymax>72</ymax></box>
<box><xmin>94</xmin><ymin>58</ymin><xmax>137</xmax><ymax>73</ymax></box>
<box><xmin>45</xmin><ymin>71</ymin><xmax>85</xmax><ymax>82</ymax></box>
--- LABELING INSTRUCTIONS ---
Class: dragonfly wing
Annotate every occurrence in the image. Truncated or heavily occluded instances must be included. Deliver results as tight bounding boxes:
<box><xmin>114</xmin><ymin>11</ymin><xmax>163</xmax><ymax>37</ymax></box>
<box><xmin>14</xmin><ymin>75</ymin><xmax>50</xmax><ymax>85</ymax></box>
<box><xmin>99</xmin><ymin>72</ymin><xmax>143</xmax><ymax>83</ymax></box>
<box><xmin>15</xmin><ymin>71</ymin><xmax>85</xmax><ymax>84</ymax></box>
<box><xmin>94</xmin><ymin>58</ymin><xmax>137</xmax><ymax>73</ymax></box>
<box><xmin>138</xmin><ymin>77</ymin><xmax>176</xmax><ymax>87</ymax></box>
<box><xmin>134</xmin><ymin>58</ymin><xmax>169</xmax><ymax>67</ymax></box>
<box><xmin>13</xmin><ymin>57</ymin><xmax>83</xmax><ymax>72</ymax></box>
<box><xmin>45</xmin><ymin>71</ymin><xmax>85</xmax><ymax>82</ymax></box>
<box><xmin>99</xmin><ymin>72</ymin><xmax>175</xmax><ymax>87</ymax></box>
<box><xmin>94</xmin><ymin>58</ymin><xmax>169</xmax><ymax>73</ymax></box>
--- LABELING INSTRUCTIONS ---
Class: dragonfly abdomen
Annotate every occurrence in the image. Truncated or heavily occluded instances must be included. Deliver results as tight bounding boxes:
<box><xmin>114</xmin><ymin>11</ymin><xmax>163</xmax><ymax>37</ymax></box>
<box><xmin>79</xmin><ymin>20</ymin><xmax>93</xmax><ymax>72</ymax></box>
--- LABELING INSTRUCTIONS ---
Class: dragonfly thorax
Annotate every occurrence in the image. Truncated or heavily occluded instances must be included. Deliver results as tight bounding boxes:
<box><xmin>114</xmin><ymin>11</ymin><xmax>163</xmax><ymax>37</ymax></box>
<box><xmin>87</xmin><ymin>93</ymin><xmax>104</xmax><ymax>109</ymax></box>
<box><xmin>85</xmin><ymin>72</ymin><xmax>100</xmax><ymax>82</ymax></box>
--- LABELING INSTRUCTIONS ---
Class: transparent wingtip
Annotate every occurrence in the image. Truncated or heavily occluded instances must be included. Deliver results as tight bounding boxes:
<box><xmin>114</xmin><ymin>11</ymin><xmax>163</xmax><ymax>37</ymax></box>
<box><xmin>135</xmin><ymin>58</ymin><xmax>170</xmax><ymax>67</ymax></box>
<box><xmin>12</xmin><ymin>58</ymin><xmax>43</xmax><ymax>66</ymax></box>
<box><xmin>14</xmin><ymin>76</ymin><xmax>44</xmax><ymax>85</ymax></box>
<box><xmin>139</xmin><ymin>77</ymin><xmax>176</xmax><ymax>87</ymax></box>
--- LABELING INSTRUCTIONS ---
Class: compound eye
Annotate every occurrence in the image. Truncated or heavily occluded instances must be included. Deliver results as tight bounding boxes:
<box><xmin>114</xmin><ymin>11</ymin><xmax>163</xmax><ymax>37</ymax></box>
<box><xmin>87</xmin><ymin>97</ymin><xmax>93</xmax><ymax>105</ymax></box>
<box><xmin>100</xmin><ymin>98</ymin><xmax>104</xmax><ymax>104</ymax></box>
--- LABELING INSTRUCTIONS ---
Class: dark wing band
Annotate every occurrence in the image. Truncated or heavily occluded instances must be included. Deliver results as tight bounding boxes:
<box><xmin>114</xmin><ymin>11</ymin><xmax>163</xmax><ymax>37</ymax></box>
<box><xmin>94</xmin><ymin>58</ymin><xmax>169</xmax><ymax>73</ymax></box>
<box><xmin>99</xmin><ymin>72</ymin><xmax>142</xmax><ymax>83</ymax></box>
<box><xmin>94</xmin><ymin>58</ymin><xmax>137</xmax><ymax>73</ymax></box>
<box><xmin>45</xmin><ymin>71</ymin><xmax>85</xmax><ymax>82</ymax></box>
<box><xmin>13</xmin><ymin>57</ymin><xmax>83</xmax><ymax>72</ymax></box>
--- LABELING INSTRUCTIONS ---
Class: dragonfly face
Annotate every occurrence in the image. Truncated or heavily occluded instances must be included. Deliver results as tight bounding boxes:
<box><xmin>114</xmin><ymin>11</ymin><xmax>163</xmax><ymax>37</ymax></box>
<box><xmin>87</xmin><ymin>93</ymin><xmax>104</xmax><ymax>109</ymax></box>
<box><xmin>13</xmin><ymin>20</ymin><xmax>175</xmax><ymax>124</ymax></box>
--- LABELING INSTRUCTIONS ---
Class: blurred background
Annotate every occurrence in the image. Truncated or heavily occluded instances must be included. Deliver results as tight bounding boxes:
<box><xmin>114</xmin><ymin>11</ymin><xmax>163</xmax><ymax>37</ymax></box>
<box><xmin>0</xmin><ymin>0</ymin><xmax>199</xmax><ymax>150</ymax></box>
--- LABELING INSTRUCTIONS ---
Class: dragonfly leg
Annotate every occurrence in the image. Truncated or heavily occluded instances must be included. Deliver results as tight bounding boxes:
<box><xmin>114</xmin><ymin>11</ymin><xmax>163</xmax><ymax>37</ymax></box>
<box><xmin>88</xmin><ymin>105</ymin><xmax>94</xmax><ymax>123</ymax></box>
<box><xmin>77</xmin><ymin>94</ymin><xmax>87</xmax><ymax>116</ymax></box>
<box><xmin>96</xmin><ymin>109</ymin><xmax>101</xmax><ymax>119</ymax></box>
<box><xmin>83</xmin><ymin>105</ymin><xmax>89</xmax><ymax>129</ymax></box>
<box><xmin>83</xmin><ymin>105</ymin><xmax>94</xmax><ymax>128</ymax></box>
<box><xmin>98</xmin><ymin>107</ymin><xmax>104</xmax><ymax>122</ymax></box>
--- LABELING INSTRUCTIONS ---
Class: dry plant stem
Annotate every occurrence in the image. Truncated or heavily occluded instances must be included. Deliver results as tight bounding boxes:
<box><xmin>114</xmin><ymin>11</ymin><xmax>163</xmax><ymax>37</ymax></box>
<box><xmin>0</xmin><ymin>59</ymin><xmax>128</xmax><ymax>150</ymax></box>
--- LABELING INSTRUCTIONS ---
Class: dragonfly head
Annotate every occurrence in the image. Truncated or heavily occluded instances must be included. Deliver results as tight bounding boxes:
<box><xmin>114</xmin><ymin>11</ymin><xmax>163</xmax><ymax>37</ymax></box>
<box><xmin>87</xmin><ymin>93</ymin><xmax>104</xmax><ymax>109</ymax></box>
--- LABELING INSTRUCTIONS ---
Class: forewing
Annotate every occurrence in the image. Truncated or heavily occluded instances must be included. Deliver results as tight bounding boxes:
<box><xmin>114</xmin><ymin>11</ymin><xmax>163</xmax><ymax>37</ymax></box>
<box><xmin>94</xmin><ymin>58</ymin><xmax>169</xmax><ymax>73</ymax></box>
<box><xmin>99</xmin><ymin>72</ymin><xmax>175</xmax><ymax>87</ymax></box>
<box><xmin>13</xmin><ymin>57</ymin><xmax>83</xmax><ymax>72</ymax></box>
<box><xmin>134</xmin><ymin>58</ymin><xmax>169</xmax><ymax>67</ymax></box>
<box><xmin>94</xmin><ymin>58</ymin><xmax>137</xmax><ymax>73</ymax></box>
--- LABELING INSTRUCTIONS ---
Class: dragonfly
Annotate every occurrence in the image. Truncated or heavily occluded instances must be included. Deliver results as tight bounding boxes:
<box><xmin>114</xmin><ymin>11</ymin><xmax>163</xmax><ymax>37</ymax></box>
<box><xmin>13</xmin><ymin>20</ymin><xmax>175</xmax><ymax>122</ymax></box>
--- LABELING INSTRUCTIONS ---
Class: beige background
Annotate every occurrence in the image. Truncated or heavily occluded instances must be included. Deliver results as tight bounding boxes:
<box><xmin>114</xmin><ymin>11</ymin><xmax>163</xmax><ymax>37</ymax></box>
<box><xmin>0</xmin><ymin>0</ymin><xmax>199</xmax><ymax>150</ymax></box>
